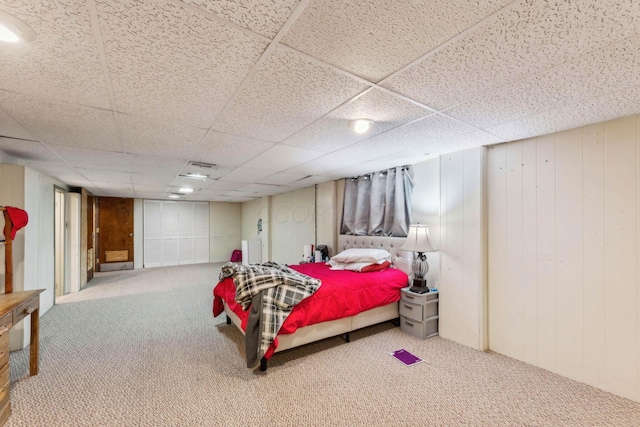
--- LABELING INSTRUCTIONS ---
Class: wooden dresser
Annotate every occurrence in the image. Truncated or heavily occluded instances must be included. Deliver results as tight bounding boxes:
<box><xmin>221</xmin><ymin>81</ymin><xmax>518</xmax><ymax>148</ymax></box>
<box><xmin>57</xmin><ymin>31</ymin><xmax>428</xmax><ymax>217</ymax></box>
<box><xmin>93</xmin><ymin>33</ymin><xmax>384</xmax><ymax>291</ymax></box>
<box><xmin>0</xmin><ymin>290</ymin><xmax>44</xmax><ymax>426</ymax></box>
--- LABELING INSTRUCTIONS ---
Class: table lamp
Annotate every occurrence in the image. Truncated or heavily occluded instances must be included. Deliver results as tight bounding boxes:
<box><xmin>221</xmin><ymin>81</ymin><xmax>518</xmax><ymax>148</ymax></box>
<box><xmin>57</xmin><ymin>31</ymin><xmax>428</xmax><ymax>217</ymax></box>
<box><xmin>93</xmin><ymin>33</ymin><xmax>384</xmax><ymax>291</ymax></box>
<box><xmin>400</xmin><ymin>224</ymin><xmax>434</xmax><ymax>293</ymax></box>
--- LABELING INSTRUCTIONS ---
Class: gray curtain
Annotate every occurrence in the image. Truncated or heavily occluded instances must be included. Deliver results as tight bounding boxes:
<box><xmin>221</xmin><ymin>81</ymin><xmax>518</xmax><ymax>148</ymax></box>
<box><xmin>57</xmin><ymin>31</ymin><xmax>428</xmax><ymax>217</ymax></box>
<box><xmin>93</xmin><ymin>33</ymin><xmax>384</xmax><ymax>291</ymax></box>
<box><xmin>340</xmin><ymin>166</ymin><xmax>414</xmax><ymax>237</ymax></box>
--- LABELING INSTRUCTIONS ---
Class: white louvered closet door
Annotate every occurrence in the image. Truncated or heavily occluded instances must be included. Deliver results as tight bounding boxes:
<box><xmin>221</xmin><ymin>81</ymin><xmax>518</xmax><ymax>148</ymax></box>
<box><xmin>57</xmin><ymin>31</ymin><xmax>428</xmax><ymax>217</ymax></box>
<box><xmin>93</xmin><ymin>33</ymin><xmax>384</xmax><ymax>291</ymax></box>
<box><xmin>143</xmin><ymin>200</ymin><xmax>209</xmax><ymax>268</ymax></box>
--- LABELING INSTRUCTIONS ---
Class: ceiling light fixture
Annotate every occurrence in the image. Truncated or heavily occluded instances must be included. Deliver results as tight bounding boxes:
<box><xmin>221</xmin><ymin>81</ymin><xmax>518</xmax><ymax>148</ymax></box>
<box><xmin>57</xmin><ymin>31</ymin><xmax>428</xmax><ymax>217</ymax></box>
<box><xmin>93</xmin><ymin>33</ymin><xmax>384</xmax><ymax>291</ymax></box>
<box><xmin>349</xmin><ymin>119</ymin><xmax>373</xmax><ymax>134</ymax></box>
<box><xmin>180</xmin><ymin>173</ymin><xmax>209</xmax><ymax>180</ymax></box>
<box><xmin>0</xmin><ymin>11</ymin><xmax>36</xmax><ymax>43</ymax></box>
<box><xmin>178</xmin><ymin>187</ymin><xmax>194</xmax><ymax>194</ymax></box>
<box><xmin>168</xmin><ymin>194</ymin><xmax>181</xmax><ymax>199</ymax></box>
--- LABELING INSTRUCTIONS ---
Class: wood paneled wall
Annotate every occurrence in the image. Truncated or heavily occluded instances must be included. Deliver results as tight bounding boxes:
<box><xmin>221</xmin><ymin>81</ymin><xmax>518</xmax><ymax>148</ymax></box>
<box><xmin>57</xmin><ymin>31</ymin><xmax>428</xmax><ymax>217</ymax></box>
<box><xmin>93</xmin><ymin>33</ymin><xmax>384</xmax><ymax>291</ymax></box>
<box><xmin>487</xmin><ymin>115</ymin><xmax>640</xmax><ymax>402</ymax></box>
<box><xmin>439</xmin><ymin>147</ymin><xmax>487</xmax><ymax>351</ymax></box>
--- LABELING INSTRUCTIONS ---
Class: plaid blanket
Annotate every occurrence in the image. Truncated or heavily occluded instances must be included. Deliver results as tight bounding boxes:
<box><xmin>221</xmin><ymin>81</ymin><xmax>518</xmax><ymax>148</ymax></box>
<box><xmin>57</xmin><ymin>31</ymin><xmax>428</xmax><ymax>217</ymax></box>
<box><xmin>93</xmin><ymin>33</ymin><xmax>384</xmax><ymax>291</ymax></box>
<box><xmin>219</xmin><ymin>261</ymin><xmax>322</xmax><ymax>368</ymax></box>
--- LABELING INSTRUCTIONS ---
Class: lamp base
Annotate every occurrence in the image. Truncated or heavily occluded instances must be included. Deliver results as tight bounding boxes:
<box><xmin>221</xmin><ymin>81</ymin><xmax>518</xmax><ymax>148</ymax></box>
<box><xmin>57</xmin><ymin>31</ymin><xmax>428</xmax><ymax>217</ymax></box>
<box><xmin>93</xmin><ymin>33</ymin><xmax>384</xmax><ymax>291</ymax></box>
<box><xmin>409</xmin><ymin>278</ymin><xmax>430</xmax><ymax>294</ymax></box>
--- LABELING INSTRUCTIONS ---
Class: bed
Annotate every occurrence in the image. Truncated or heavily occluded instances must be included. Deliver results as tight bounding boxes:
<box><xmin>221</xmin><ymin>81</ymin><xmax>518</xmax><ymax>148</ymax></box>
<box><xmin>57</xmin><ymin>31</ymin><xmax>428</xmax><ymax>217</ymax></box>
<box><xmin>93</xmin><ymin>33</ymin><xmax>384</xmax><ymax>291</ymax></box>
<box><xmin>212</xmin><ymin>235</ymin><xmax>412</xmax><ymax>371</ymax></box>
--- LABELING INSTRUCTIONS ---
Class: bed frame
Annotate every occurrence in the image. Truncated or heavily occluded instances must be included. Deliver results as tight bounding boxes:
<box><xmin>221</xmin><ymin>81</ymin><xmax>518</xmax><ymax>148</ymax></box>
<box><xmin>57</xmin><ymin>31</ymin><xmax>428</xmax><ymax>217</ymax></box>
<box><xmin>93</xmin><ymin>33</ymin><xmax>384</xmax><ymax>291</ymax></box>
<box><xmin>222</xmin><ymin>235</ymin><xmax>412</xmax><ymax>371</ymax></box>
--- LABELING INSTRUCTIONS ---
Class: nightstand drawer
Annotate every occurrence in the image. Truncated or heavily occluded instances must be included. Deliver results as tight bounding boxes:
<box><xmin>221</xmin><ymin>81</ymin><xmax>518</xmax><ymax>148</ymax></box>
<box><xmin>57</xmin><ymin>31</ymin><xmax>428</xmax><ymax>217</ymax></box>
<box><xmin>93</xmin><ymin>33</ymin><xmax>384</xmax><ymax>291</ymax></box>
<box><xmin>399</xmin><ymin>300</ymin><xmax>423</xmax><ymax>322</ymax></box>
<box><xmin>400</xmin><ymin>315</ymin><xmax>439</xmax><ymax>340</ymax></box>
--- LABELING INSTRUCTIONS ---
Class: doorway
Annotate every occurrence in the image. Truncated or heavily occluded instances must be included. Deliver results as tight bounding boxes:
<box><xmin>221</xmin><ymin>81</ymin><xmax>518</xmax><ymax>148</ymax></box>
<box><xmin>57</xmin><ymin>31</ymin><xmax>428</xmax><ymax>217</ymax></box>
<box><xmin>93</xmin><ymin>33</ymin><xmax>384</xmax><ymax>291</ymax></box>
<box><xmin>54</xmin><ymin>187</ymin><xmax>65</xmax><ymax>298</ymax></box>
<box><xmin>96</xmin><ymin>197</ymin><xmax>134</xmax><ymax>272</ymax></box>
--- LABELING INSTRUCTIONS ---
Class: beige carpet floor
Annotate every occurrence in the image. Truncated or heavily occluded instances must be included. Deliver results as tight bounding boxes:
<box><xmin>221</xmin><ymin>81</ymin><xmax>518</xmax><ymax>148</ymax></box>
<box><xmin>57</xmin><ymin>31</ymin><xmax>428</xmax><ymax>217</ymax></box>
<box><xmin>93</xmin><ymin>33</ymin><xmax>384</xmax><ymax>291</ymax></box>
<box><xmin>6</xmin><ymin>263</ymin><xmax>640</xmax><ymax>426</ymax></box>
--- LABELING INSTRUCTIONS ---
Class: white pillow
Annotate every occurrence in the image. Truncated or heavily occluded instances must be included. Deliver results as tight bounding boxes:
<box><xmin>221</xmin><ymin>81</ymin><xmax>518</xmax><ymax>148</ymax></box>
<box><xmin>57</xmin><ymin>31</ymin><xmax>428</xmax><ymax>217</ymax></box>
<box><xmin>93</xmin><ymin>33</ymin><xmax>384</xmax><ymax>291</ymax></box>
<box><xmin>327</xmin><ymin>259</ymin><xmax>372</xmax><ymax>271</ymax></box>
<box><xmin>331</xmin><ymin>248</ymin><xmax>391</xmax><ymax>264</ymax></box>
<box><xmin>327</xmin><ymin>259</ymin><xmax>392</xmax><ymax>272</ymax></box>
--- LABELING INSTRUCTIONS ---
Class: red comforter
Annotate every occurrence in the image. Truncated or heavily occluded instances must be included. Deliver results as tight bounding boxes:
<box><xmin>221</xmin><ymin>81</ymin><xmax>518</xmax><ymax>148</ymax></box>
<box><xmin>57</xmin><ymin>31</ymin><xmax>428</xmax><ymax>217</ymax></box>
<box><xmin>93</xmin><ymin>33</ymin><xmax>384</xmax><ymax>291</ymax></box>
<box><xmin>213</xmin><ymin>263</ymin><xmax>408</xmax><ymax>359</ymax></box>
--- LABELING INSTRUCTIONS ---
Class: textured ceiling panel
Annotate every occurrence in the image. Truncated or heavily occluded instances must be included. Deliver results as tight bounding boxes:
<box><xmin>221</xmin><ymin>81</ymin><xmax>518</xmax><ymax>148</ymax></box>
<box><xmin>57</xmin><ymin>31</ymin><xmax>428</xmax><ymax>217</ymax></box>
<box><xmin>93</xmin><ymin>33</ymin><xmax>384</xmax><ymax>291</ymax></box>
<box><xmin>191</xmin><ymin>131</ymin><xmax>275</xmax><ymax>167</ymax></box>
<box><xmin>237</xmin><ymin>183</ymin><xmax>280</xmax><ymax>193</ymax></box>
<box><xmin>0</xmin><ymin>137</ymin><xmax>59</xmax><ymax>163</ymax></box>
<box><xmin>1</xmin><ymin>0</ymin><xmax>638</xmax><ymax>201</ymax></box>
<box><xmin>181</xmin><ymin>0</ymin><xmax>299</xmax><ymax>38</ymax></box>
<box><xmin>49</xmin><ymin>145</ymin><xmax>127</xmax><ymax>171</ymax></box>
<box><xmin>447</xmin><ymin>36</ymin><xmax>640</xmax><ymax>129</ymax></box>
<box><xmin>130</xmin><ymin>174</ymin><xmax>176</xmax><ymax>186</ymax></box>
<box><xmin>241</xmin><ymin>144</ymin><xmax>324</xmax><ymax>171</ymax></box>
<box><xmin>285</xmin><ymin>175</ymin><xmax>330</xmax><ymax>188</ymax></box>
<box><xmin>133</xmin><ymin>191</ymin><xmax>168</xmax><ymax>200</ymax></box>
<box><xmin>282</xmin><ymin>88</ymin><xmax>432</xmax><ymax>152</ymax></box>
<box><xmin>0</xmin><ymin>91</ymin><xmax>120</xmax><ymax>151</ymax></box>
<box><xmin>96</xmin><ymin>0</ymin><xmax>270</xmax><ymax>128</ymax></box>
<box><xmin>282</xmin><ymin>0</ymin><xmax>511</xmax><ymax>82</ymax></box>
<box><xmin>126</xmin><ymin>155</ymin><xmax>185</xmax><ymax>176</ymax></box>
<box><xmin>330</xmin><ymin>151</ymin><xmax>436</xmax><ymax>179</ymax></box>
<box><xmin>486</xmin><ymin>84</ymin><xmax>640</xmax><ymax>141</ymax></box>
<box><xmin>0</xmin><ymin>109</ymin><xmax>35</xmax><ymax>141</ymax></box>
<box><xmin>213</xmin><ymin>48</ymin><xmax>368</xmax><ymax>141</ymax></box>
<box><xmin>117</xmin><ymin>114</ymin><xmax>206</xmax><ymax>160</ymax></box>
<box><xmin>76</xmin><ymin>168</ymin><xmax>131</xmax><ymax>184</ymax></box>
<box><xmin>0</xmin><ymin>0</ymin><xmax>110</xmax><ymax>109</ymax></box>
<box><xmin>219</xmin><ymin>167</ymin><xmax>275</xmax><ymax>183</ymax></box>
<box><xmin>205</xmin><ymin>180</ymin><xmax>248</xmax><ymax>191</ymax></box>
<box><xmin>383</xmin><ymin>0</ymin><xmax>640</xmax><ymax>111</ymax></box>
<box><xmin>257</xmin><ymin>172</ymin><xmax>309</xmax><ymax>185</ymax></box>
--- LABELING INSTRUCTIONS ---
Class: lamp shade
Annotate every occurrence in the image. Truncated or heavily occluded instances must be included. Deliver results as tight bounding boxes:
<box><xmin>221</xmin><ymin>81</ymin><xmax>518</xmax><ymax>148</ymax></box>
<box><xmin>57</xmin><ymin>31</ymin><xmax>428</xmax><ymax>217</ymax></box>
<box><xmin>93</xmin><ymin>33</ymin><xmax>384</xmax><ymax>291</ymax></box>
<box><xmin>400</xmin><ymin>224</ymin><xmax>434</xmax><ymax>253</ymax></box>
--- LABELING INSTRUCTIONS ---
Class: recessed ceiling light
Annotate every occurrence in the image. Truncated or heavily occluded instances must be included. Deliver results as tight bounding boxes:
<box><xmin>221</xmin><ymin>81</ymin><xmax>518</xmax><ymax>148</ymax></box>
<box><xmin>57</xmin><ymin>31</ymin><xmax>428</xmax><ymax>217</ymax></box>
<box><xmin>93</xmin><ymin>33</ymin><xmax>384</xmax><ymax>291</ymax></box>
<box><xmin>168</xmin><ymin>194</ymin><xmax>181</xmax><ymax>199</ymax></box>
<box><xmin>178</xmin><ymin>187</ymin><xmax>194</xmax><ymax>194</ymax></box>
<box><xmin>349</xmin><ymin>119</ymin><xmax>373</xmax><ymax>134</ymax></box>
<box><xmin>0</xmin><ymin>11</ymin><xmax>36</xmax><ymax>43</ymax></box>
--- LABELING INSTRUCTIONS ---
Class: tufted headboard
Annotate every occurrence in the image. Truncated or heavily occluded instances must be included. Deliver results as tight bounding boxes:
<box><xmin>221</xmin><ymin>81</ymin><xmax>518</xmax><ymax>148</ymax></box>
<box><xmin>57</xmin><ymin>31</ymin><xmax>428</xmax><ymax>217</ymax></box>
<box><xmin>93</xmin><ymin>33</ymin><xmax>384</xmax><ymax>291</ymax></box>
<box><xmin>336</xmin><ymin>235</ymin><xmax>413</xmax><ymax>276</ymax></box>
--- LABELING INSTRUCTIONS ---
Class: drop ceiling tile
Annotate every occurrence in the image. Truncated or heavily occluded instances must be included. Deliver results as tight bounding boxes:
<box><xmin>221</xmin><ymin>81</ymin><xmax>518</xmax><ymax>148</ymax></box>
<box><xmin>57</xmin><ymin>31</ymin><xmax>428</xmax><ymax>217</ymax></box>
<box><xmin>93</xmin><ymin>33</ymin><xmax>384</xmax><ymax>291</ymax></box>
<box><xmin>130</xmin><ymin>174</ymin><xmax>175</xmax><ymax>186</ymax></box>
<box><xmin>223</xmin><ymin>196</ymin><xmax>259</xmax><ymax>203</ymax></box>
<box><xmin>126</xmin><ymin>155</ymin><xmax>185</xmax><ymax>176</ymax></box>
<box><xmin>282</xmin><ymin>0</ymin><xmax>511</xmax><ymax>82</ymax></box>
<box><xmin>0</xmin><ymin>137</ymin><xmax>60</xmax><ymax>163</ymax></box>
<box><xmin>286</xmin><ymin>175</ymin><xmax>331</xmax><ymax>188</ymax></box>
<box><xmin>213</xmin><ymin>48</ymin><xmax>368</xmax><ymax>141</ymax></box>
<box><xmin>76</xmin><ymin>168</ymin><xmax>131</xmax><ymax>184</ymax></box>
<box><xmin>132</xmin><ymin>184</ymin><xmax>171</xmax><ymax>193</ymax></box>
<box><xmin>117</xmin><ymin>114</ymin><xmax>206</xmax><ymax>159</ymax></box>
<box><xmin>172</xmin><ymin>176</ymin><xmax>212</xmax><ymax>191</ymax></box>
<box><xmin>49</xmin><ymin>145</ymin><xmax>127</xmax><ymax>171</ymax></box>
<box><xmin>181</xmin><ymin>0</ymin><xmax>299</xmax><ymax>38</ymax></box>
<box><xmin>257</xmin><ymin>172</ymin><xmax>309</xmax><ymax>185</ymax></box>
<box><xmin>96</xmin><ymin>0</ymin><xmax>270</xmax><ymax>128</ymax></box>
<box><xmin>285</xmin><ymin>151</ymin><xmax>371</xmax><ymax>176</ymax></box>
<box><xmin>382</xmin><ymin>0</ymin><xmax>640</xmax><ymax>110</ymax></box>
<box><xmin>219</xmin><ymin>167</ymin><xmax>275</xmax><ymax>183</ymax></box>
<box><xmin>237</xmin><ymin>183</ymin><xmax>280</xmax><ymax>193</ymax></box>
<box><xmin>0</xmin><ymin>91</ymin><xmax>120</xmax><ymax>151</ymax></box>
<box><xmin>191</xmin><ymin>131</ymin><xmax>275</xmax><ymax>167</ymax></box>
<box><xmin>221</xmin><ymin>190</ymin><xmax>258</xmax><ymax>197</ymax></box>
<box><xmin>206</xmin><ymin>180</ymin><xmax>248</xmax><ymax>191</ymax></box>
<box><xmin>0</xmin><ymin>109</ymin><xmax>35</xmax><ymax>141</ymax></box>
<box><xmin>24</xmin><ymin>162</ymin><xmax>89</xmax><ymax>186</ymax></box>
<box><xmin>0</xmin><ymin>0</ymin><xmax>111</xmax><ymax>109</ymax></box>
<box><xmin>262</xmin><ymin>186</ymin><xmax>298</xmax><ymax>195</ymax></box>
<box><xmin>447</xmin><ymin>36</ymin><xmax>640</xmax><ymax>129</ymax></box>
<box><xmin>241</xmin><ymin>144</ymin><xmax>325</xmax><ymax>171</ymax></box>
<box><xmin>90</xmin><ymin>181</ymin><xmax>134</xmax><ymax>191</ymax></box>
<box><xmin>486</xmin><ymin>84</ymin><xmax>640</xmax><ymax>141</ymax></box>
<box><xmin>282</xmin><ymin>88</ymin><xmax>433</xmax><ymax>152</ymax></box>
<box><xmin>180</xmin><ymin>164</ymin><xmax>235</xmax><ymax>180</ymax></box>
<box><xmin>134</xmin><ymin>192</ymin><xmax>169</xmax><ymax>200</ymax></box>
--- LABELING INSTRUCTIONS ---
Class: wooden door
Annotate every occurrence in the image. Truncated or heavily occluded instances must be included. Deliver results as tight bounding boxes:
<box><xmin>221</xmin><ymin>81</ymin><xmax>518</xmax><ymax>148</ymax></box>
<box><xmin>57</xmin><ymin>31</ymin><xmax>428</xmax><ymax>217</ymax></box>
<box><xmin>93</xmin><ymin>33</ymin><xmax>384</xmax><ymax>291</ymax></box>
<box><xmin>96</xmin><ymin>197</ymin><xmax>134</xmax><ymax>272</ymax></box>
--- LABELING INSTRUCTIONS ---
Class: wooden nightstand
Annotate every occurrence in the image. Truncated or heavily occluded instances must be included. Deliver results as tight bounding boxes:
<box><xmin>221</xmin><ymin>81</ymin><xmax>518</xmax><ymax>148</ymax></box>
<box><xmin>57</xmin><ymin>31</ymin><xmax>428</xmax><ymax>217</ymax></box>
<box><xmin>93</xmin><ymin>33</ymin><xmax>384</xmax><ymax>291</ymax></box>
<box><xmin>399</xmin><ymin>287</ymin><xmax>439</xmax><ymax>339</ymax></box>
